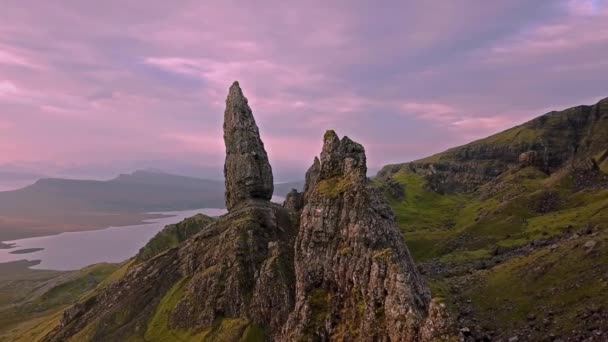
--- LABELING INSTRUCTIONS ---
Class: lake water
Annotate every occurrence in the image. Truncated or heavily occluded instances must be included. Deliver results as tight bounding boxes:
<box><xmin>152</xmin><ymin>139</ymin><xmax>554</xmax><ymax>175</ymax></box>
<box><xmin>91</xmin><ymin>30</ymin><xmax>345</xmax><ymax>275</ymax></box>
<box><xmin>0</xmin><ymin>195</ymin><xmax>286</xmax><ymax>271</ymax></box>
<box><xmin>0</xmin><ymin>208</ymin><xmax>227</xmax><ymax>270</ymax></box>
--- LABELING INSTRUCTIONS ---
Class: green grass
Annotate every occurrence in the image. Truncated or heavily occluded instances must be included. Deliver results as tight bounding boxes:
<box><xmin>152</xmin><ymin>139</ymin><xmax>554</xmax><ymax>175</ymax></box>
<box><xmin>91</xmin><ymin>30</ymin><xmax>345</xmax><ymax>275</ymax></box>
<box><xmin>466</xmin><ymin>230</ymin><xmax>608</xmax><ymax>334</ymax></box>
<box><xmin>383</xmin><ymin>172</ymin><xmax>470</xmax><ymax>232</ymax></box>
<box><xmin>316</xmin><ymin>176</ymin><xmax>353</xmax><ymax>198</ymax></box>
<box><xmin>143</xmin><ymin>277</ymin><xmax>264</xmax><ymax>342</ymax></box>
<box><xmin>144</xmin><ymin>277</ymin><xmax>204</xmax><ymax>341</ymax></box>
<box><xmin>378</xmin><ymin>160</ymin><xmax>608</xmax><ymax>337</ymax></box>
<box><xmin>438</xmin><ymin>249</ymin><xmax>491</xmax><ymax>263</ymax></box>
<box><xmin>0</xmin><ymin>263</ymin><xmax>119</xmax><ymax>341</ymax></box>
<box><xmin>303</xmin><ymin>288</ymin><xmax>330</xmax><ymax>337</ymax></box>
<box><xmin>380</xmin><ymin>165</ymin><xmax>607</xmax><ymax>263</ymax></box>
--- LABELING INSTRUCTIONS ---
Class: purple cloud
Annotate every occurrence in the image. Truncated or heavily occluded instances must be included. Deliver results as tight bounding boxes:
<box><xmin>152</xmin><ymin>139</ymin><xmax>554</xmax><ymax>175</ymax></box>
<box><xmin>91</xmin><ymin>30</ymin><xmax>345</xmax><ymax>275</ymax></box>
<box><xmin>0</xmin><ymin>0</ymin><xmax>607</xmax><ymax>180</ymax></box>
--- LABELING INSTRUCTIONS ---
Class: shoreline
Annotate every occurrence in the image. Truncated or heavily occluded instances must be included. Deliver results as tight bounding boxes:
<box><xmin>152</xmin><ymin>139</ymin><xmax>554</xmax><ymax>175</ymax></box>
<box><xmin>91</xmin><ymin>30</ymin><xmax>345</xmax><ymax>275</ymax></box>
<box><xmin>0</xmin><ymin>211</ymin><xmax>176</xmax><ymax>243</ymax></box>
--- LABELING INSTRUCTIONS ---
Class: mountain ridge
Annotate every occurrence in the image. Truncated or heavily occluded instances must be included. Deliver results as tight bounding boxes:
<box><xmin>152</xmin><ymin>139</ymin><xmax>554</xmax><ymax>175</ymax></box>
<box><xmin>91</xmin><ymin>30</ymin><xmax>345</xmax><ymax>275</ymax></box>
<box><xmin>379</xmin><ymin>96</ymin><xmax>608</xmax><ymax>193</ymax></box>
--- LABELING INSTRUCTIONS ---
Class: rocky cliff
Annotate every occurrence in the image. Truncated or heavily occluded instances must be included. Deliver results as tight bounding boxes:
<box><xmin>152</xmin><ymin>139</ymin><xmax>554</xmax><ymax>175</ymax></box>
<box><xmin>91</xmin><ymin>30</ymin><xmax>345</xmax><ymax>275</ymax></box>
<box><xmin>282</xmin><ymin>131</ymin><xmax>450</xmax><ymax>341</ymax></box>
<box><xmin>42</xmin><ymin>82</ymin><xmax>449</xmax><ymax>341</ymax></box>
<box><xmin>379</xmin><ymin>97</ymin><xmax>608</xmax><ymax>193</ymax></box>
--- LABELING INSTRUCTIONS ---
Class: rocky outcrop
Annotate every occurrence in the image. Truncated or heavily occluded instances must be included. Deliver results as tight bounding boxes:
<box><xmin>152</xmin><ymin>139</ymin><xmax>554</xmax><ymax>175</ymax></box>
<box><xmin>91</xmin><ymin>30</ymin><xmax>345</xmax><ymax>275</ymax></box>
<box><xmin>518</xmin><ymin>150</ymin><xmax>539</xmax><ymax>167</ymax></box>
<box><xmin>43</xmin><ymin>83</ymin><xmax>296</xmax><ymax>342</ymax></box>
<box><xmin>224</xmin><ymin>81</ymin><xmax>274</xmax><ymax>210</ymax></box>
<box><xmin>281</xmin><ymin>130</ymin><xmax>451</xmax><ymax>341</ymax></box>
<box><xmin>43</xmin><ymin>82</ymin><xmax>449</xmax><ymax>342</ymax></box>
<box><xmin>283</xmin><ymin>188</ymin><xmax>304</xmax><ymax>212</ymax></box>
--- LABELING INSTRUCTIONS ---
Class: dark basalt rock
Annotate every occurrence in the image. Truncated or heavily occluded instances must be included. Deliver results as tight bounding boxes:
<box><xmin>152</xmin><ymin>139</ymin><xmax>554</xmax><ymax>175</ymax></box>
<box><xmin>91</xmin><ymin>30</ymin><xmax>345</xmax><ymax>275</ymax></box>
<box><xmin>224</xmin><ymin>81</ymin><xmax>274</xmax><ymax>211</ymax></box>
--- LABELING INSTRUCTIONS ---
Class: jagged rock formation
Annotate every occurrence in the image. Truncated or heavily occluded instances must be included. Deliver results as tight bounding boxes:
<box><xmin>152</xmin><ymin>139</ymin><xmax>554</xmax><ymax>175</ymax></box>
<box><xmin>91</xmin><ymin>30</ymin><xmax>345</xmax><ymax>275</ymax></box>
<box><xmin>224</xmin><ymin>81</ymin><xmax>274</xmax><ymax>210</ymax></box>
<box><xmin>281</xmin><ymin>130</ymin><xmax>450</xmax><ymax>341</ymax></box>
<box><xmin>283</xmin><ymin>188</ymin><xmax>304</xmax><ymax>212</ymax></box>
<box><xmin>42</xmin><ymin>83</ymin><xmax>449</xmax><ymax>342</ymax></box>
<box><xmin>379</xmin><ymin>97</ymin><xmax>608</xmax><ymax>193</ymax></box>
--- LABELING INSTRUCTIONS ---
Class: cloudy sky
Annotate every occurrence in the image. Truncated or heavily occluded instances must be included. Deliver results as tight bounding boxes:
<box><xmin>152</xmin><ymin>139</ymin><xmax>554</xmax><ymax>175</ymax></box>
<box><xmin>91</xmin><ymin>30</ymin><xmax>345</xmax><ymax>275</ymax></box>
<box><xmin>1</xmin><ymin>0</ymin><xmax>607</xmax><ymax>181</ymax></box>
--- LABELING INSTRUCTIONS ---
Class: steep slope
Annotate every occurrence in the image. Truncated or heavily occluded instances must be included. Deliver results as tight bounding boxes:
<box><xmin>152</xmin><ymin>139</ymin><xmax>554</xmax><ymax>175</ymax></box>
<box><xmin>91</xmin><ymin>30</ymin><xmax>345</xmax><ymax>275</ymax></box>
<box><xmin>0</xmin><ymin>262</ymin><xmax>119</xmax><ymax>342</ymax></box>
<box><xmin>376</xmin><ymin>98</ymin><xmax>608</xmax><ymax>340</ymax></box>
<box><xmin>41</xmin><ymin>82</ymin><xmax>451</xmax><ymax>341</ymax></box>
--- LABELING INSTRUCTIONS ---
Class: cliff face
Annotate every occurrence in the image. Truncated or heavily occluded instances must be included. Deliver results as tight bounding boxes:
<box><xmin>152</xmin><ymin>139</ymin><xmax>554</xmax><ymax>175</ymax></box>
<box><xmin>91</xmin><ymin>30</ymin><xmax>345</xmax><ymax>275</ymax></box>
<box><xmin>282</xmin><ymin>131</ymin><xmax>449</xmax><ymax>341</ymax></box>
<box><xmin>379</xmin><ymin>97</ymin><xmax>608</xmax><ymax>193</ymax></box>
<box><xmin>43</xmin><ymin>82</ymin><xmax>449</xmax><ymax>342</ymax></box>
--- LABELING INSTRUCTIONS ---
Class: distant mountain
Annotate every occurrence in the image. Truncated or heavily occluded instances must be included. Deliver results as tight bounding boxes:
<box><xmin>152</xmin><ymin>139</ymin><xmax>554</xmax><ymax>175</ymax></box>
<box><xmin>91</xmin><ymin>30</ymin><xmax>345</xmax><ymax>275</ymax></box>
<box><xmin>0</xmin><ymin>170</ymin><xmax>303</xmax><ymax>240</ymax></box>
<box><xmin>0</xmin><ymin>171</ymin><xmax>46</xmax><ymax>191</ymax></box>
<box><xmin>0</xmin><ymin>171</ymin><xmax>45</xmax><ymax>181</ymax></box>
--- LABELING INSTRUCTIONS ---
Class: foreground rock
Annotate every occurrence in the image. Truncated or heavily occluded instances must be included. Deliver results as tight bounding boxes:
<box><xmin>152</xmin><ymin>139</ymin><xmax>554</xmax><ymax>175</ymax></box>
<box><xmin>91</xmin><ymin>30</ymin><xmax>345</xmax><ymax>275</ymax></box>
<box><xmin>282</xmin><ymin>130</ymin><xmax>451</xmax><ymax>341</ymax></box>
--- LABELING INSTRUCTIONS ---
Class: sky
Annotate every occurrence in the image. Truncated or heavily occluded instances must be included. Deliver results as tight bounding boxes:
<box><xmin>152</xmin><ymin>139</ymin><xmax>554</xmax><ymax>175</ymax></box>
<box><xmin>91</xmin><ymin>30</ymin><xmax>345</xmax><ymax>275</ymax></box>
<box><xmin>1</xmin><ymin>0</ymin><xmax>607</xmax><ymax>181</ymax></box>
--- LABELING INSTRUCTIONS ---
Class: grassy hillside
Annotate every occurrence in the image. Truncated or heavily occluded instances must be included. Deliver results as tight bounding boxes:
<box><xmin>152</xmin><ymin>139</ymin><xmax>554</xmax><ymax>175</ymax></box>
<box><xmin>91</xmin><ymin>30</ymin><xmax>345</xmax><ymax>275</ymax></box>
<box><xmin>376</xmin><ymin>97</ymin><xmax>608</xmax><ymax>339</ymax></box>
<box><xmin>0</xmin><ymin>262</ymin><xmax>119</xmax><ymax>341</ymax></box>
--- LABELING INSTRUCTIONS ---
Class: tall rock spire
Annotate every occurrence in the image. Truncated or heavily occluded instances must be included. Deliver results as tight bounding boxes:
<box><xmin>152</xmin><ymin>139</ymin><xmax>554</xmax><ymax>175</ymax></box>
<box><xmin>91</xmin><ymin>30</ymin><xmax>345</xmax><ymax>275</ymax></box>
<box><xmin>223</xmin><ymin>81</ymin><xmax>274</xmax><ymax>210</ymax></box>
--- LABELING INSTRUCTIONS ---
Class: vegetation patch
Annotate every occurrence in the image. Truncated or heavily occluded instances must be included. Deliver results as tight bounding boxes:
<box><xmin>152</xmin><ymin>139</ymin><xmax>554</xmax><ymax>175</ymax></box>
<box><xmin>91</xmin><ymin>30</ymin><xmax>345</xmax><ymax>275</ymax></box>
<box><xmin>338</xmin><ymin>246</ymin><xmax>352</xmax><ymax>256</ymax></box>
<box><xmin>303</xmin><ymin>288</ymin><xmax>331</xmax><ymax>337</ymax></box>
<box><xmin>144</xmin><ymin>277</ymin><xmax>205</xmax><ymax>341</ymax></box>
<box><xmin>316</xmin><ymin>176</ymin><xmax>352</xmax><ymax>198</ymax></box>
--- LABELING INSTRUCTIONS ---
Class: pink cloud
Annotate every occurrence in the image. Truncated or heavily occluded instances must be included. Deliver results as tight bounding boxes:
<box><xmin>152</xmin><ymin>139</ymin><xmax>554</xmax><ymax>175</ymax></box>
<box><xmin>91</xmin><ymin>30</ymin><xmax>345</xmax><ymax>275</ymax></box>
<box><xmin>0</xmin><ymin>1</ymin><xmax>606</xmax><ymax>179</ymax></box>
<box><xmin>481</xmin><ymin>1</ymin><xmax>608</xmax><ymax>64</ymax></box>
<box><xmin>0</xmin><ymin>48</ymin><xmax>41</xmax><ymax>69</ymax></box>
<box><xmin>164</xmin><ymin>132</ymin><xmax>224</xmax><ymax>156</ymax></box>
<box><xmin>400</xmin><ymin>102</ymin><xmax>458</xmax><ymax>122</ymax></box>
<box><xmin>0</xmin><ymin>80</ymin><xmax>18</xmax><ymax>97</ymax></box>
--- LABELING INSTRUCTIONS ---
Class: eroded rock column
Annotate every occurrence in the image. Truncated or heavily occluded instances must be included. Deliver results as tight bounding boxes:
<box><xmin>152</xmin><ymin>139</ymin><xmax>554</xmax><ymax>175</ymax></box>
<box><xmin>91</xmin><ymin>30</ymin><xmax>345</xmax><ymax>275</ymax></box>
<box><xmin>223</xmin><ymin>81</ymin><xmax>274</xmax><ymax>210</ymax></box>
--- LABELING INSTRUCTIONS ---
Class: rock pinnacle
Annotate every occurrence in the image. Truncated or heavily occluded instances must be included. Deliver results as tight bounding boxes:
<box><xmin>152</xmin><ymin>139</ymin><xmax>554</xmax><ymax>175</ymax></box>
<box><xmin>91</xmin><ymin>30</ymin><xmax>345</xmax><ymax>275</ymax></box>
<box><xmin>223</xmin><ymin>81</ymin><xmax>274</xmax><ymax>210</ymax></box>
